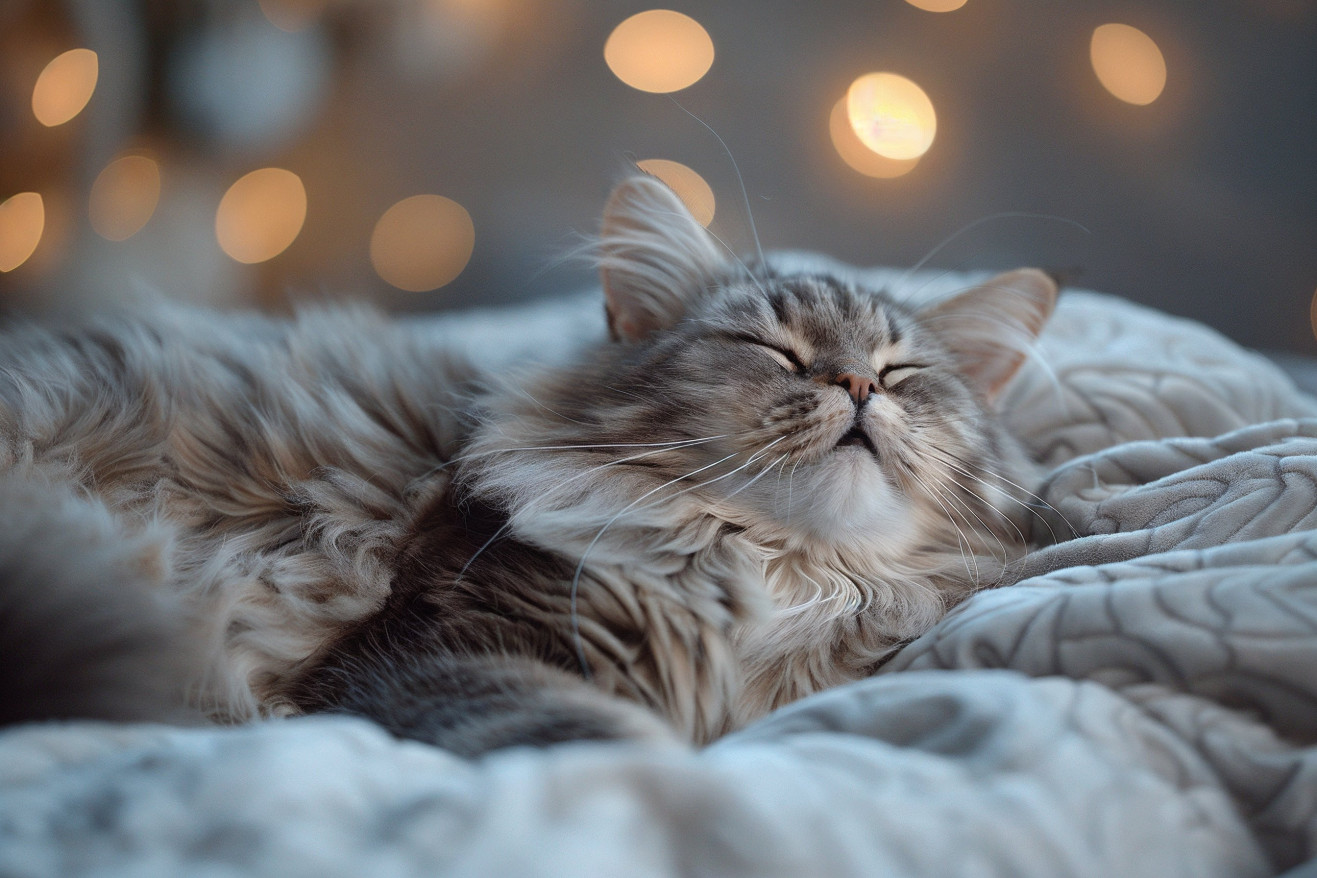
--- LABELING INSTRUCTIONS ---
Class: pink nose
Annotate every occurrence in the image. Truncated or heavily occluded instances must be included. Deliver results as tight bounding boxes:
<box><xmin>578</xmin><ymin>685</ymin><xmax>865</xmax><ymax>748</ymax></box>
<box><xmin>835</xmin><ymin>372</ymin><xmax>877</xmax><ymax>404</ymax></box>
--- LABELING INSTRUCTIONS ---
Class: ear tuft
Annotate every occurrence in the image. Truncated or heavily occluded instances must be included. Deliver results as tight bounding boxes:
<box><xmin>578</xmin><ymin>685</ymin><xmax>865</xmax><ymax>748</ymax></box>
<box><xmin>920</xmin><ymin>268</ymin><xmax>1057</xmax><ymax>403</ymax></box>
<box><xmin>599</xmin><ymin>174</ymin><xmax>727</xmax><ymax>343</ymax></box>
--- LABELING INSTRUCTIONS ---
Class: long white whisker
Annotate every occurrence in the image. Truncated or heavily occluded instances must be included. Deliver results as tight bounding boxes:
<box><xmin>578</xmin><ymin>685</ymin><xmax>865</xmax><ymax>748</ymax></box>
<box><xmin>927</xmin><ymin>470</ymin><xmax>1014</xmax><ymax>570</ymax></box>
<box><xmin>445</xmin><ymin>434</ymin><xmax>731</xmax><ymax>470</ymax></box>
<box><xmin>907</xmin><ymin>445</ymin><xmax>1031</xmax><ymax>548</ymax></box>
<box><xmin>895</xmin><ymin>212</ymin><xmax>1090</xmax><ymax>291</ymax></box>
<box><xmin>901</xmin><ymin>463</ymin><xmax>980</xmax><ymax>586</ymax></box>
<box><xmin>920</xmin><ymin>445</ymin><xmax>1076</xmax><ymax>542</ymax></box>
<box><xmin>721</xmin><ymin>453</ymin><xmax>789</xmax><ymax>502</ymax></box>
<box><xmin>454</xmin><ymin>437</ymin><xmax>732</xmax><ymax>580</ymax></box>
<box><xmin>786</xmin><ymin>458</ymin><xmax>801</xmax><ymax>526</ymax></box>
<box><xmin>668</xmin><ymin>97</ymin><xmax>766</xmax><ymax>271</ymax></box>
<box><xmin>505</xmin><ymin>384</ymin><xmax>594</xmax><ymax>426</ymax></box>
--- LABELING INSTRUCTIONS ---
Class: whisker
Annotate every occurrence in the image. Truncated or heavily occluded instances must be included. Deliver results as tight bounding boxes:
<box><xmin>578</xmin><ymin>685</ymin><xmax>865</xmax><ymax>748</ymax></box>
<box><xmin>447</xmin><ymin>433</ymin><xmax>732</xmax><ymax>470</ymax></box>
<box><xmin>721</xmin><ymin>453</ymin><xmax>789</xmax><ymax>502</ymax></box>
<box><xmin>786</xmin><ymin>458</ymin><xmax>801</xmax><ymax>526</ymax></box>
<box><xmin>926</xmin><ymin>470</ymin><xmax>1015</xmax><ymax>570</ymax></box>
<box><xmin>919</xmin><ymin>445</ymin><xmax>1076</xmax><ymax>542</ymax></box>
<box><xmin>453</xmin><ymin>437</ymin><xmax>731</xmax><ymax>580</ymax></box>
<box><xmin>505</xmin><ymin>383</ymin><xmax>594</xmax><ymax>427</ymax></box>
<box><xmin>899</xmin><ymin>462</ymin><xmax>980</xmax><ymax>586</ymax></box>
<box><xmin>667</xmin><ymin>97</ymin><xmax>766</xmax><ymax>274</ymax></box>
<box><xmin>894</xmin><ymin>212</ymin><xmax>1091</xmax><ymax>293</ymax></box>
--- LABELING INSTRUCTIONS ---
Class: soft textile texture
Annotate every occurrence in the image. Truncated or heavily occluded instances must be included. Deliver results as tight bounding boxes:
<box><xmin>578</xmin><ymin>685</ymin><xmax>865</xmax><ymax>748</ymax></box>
<box><xmin>4</xmin><ymin>262</ymin><xmax>1317</xmax><ymax>877</ymax></box>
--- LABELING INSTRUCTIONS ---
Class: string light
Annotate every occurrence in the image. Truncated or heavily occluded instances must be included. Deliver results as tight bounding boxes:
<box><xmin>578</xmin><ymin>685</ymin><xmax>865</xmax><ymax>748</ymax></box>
<box><xmin>904</xmin><ymin>0</ymin><xmax>968</xmax><ymax>11</ymax></box>
<box><xmin>215</xmin><ymin>168</ymin><xmax>306</xmax><ymax>264</ymax></box>
<box><xmin>829</xmin><ymin>98</ymin><xmax>919</xmax><ymax>179</ymax></box>
<box><xmin>636</xmin><ymin>159</ymin><xmax>715</xmax><ymax>226</ymax></box>
<box><xmin>31</xmin><ymin>49</ymin><xmax>98</xmax><ymax>127</ymax></box>
<box><xmin>370</xmin><ymin>195</ymin><xmax>474</xmax><ymax>292</ymax></box>
<box><xmin>0</xmin><ymin>193</ymin><xmax>45</xmax><ymax>272</ymax></box>
<box><xmin>604</xmin><ymin>10</ymin><xmax>714</xmax><ymax>93</ymax></box>
<box><xmin>89</xmin><ymin>154</ymin><xmax>161</xmax><ymax>242</ymax></box>
<box><xmin>1090</xmin><ymin>23</ymin><xmax>1166</xmax><ymax>105</ymax></box>
<box><xmin>846</xmin><ymin>72</ymin><xmax>937</xmax><ymax>161</ymax></box>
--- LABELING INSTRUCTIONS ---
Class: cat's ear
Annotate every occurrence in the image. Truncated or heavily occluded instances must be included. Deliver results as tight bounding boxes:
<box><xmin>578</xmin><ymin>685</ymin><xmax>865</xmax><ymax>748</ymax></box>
<box><xmin>599</xmin><ymin>174</ymin><xmax>727</xmax><ymax>343</ymax></box>
<box><xmin>920</xmin><ymin>268</ymin><xmax>1057</xmax><ymax>403</ymax></box>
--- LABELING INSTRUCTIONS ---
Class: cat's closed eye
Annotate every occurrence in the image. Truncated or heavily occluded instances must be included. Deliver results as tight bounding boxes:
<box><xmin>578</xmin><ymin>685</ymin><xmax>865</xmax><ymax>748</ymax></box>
<box><xmin>757</xmin><ymin>343</ymin><xmax>804</xmax><ymax>373</ymax></box>
<box><xmin>727</xmin><ymin>333</ymin><xmax>806</xmax><ymax>373</ymax></box>
<box><xmin>878</xmin><ymin>363</ymin><xmax>924</xmax><ymax>389</ymax></box>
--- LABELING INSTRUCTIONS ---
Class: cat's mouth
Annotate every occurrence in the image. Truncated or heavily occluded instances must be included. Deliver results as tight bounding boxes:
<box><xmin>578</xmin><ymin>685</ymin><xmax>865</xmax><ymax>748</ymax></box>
<box><xmin>834</xmin><ymin>425</ymin><xmax>878</xmax><ymax>458</ymax></box>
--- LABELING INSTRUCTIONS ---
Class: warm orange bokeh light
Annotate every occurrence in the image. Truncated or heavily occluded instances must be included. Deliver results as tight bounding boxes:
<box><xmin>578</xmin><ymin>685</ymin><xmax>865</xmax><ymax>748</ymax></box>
<box><xmin>215</xmin><ymin>168</ymin><xmax>307</xmax><ymax>264</ymax></box>
<box><xmin>829</xmin><ymin>98</ymin><xmax>920</xmax><ymax>179</ymax></box>
<box><xmin>32</xmin><ymin>48</ymin><xmax>98</xmax><ymax>127</ymax></box>
<box><xmin>370</xmin><ymin>195</ymin><xmax>475</xmax><ymax>292</ymax></box>
<box><xmin>604</xmin><ymin>10</ymin><xmax>714</xmax><ymax>93</ymax></box>
<box><xmin>904</xmin><ymin>0</ymin><xmax>968</xmax><ymax>11</ymax></box>
<box><xmin>846</xmin><ymin>72</ymin><xmax>937</xmax><ymax>161</ymax></box>
<box><xmin>636</xmin><ymin>159</ymin><xmax>716</xmax><ymax>226</ymax></box>
<box><xmin>1090</xmin><ymin>23</ymin><xmax>1167</xmax><ymax>106</ymax></box>
<box><xmin>89</xmin><ymin>155</ymin><xmax>162</xmax><ymax>242</ymax></box>
<box><xmin>0</xmin><ymin>192</ymin><xmax>45</xmax><ymax>272</ymax></box>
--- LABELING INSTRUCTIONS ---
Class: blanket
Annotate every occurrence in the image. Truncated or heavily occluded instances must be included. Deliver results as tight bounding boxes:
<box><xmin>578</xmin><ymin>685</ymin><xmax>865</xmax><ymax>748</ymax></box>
<box><xmin>4</xmin><ymin>265</ymin><xmax>1317</xmax><ymax>877</ymax></box>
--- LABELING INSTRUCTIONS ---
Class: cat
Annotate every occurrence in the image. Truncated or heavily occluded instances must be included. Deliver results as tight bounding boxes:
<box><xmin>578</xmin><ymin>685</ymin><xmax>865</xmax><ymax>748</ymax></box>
<box><xmin>0</xmin><ymin>173</ymin><xmax>1056</xmax><ymax>755</ymax></box>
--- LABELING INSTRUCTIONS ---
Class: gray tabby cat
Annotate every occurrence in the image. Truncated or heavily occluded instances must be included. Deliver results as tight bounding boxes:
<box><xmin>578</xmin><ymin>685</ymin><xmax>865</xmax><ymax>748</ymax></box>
<box><xmin>0</xmin><ymin>174</ymin><xmax>1055</xmax><ymax>755</ymax></box>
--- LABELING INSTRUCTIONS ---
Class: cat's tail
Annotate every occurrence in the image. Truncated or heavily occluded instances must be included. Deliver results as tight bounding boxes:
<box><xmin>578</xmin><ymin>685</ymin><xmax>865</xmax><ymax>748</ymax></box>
<box><xmin>0</xmin><ymin>468</ymin><xmax>202</xmax><ymax>727</ymax></box>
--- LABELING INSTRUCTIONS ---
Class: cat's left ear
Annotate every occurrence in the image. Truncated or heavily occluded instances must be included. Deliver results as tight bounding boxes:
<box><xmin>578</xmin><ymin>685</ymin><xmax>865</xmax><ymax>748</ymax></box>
<box><xmin>599</xmin><ymin>174</ymin><xmax>728</xmax><ymax>343</ymax></box>
<box><xmin>919</xmin><ymin>268</ymin><xmax>1057</xmax><ymax>403</ymax></box>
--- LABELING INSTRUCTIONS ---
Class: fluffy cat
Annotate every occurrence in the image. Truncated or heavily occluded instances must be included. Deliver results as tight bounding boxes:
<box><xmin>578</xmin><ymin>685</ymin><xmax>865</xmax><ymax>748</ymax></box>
<box><xmin>0</xmin><ymin>174</ymin><xmax>1055</xmax><ymax>754</ymax></box>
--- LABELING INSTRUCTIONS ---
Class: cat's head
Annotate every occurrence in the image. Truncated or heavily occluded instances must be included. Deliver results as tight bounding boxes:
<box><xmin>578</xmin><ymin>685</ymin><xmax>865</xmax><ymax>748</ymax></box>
<box><xmin>591</xmin><ymin>173</ymin><xmax>1056</xmax><ymax>558</ymax></box>
<box><xmin>470</xmin><ymin>173</ymin><xmax>1055</xmax><ymax>571</ymax></box>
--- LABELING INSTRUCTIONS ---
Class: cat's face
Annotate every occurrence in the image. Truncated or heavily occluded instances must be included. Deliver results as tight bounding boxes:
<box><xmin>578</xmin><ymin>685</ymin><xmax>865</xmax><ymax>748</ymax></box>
<box><xmin>622</xmin><ymin>276</ymin><xmax>967</xmax><ymax>548</ymax></box>
<box><xmin>592</xmin><ymin>174</ymin><xmax>1056</xmax><ymax>556</ymax></box>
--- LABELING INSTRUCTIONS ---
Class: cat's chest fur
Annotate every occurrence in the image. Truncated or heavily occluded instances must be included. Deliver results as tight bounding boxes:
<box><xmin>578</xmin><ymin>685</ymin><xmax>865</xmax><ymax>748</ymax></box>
<box><xmin>725</xmin><ymin>527</ymin><xmax>982</xmax><ymax>726</ymax></box>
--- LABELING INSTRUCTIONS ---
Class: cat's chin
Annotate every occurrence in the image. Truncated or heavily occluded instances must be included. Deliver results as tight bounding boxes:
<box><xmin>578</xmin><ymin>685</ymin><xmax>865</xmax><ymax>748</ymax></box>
<box><xmin>738</xmin><ymin>452</ymin><xmax>919</xmax><ymax>554</ymax></box>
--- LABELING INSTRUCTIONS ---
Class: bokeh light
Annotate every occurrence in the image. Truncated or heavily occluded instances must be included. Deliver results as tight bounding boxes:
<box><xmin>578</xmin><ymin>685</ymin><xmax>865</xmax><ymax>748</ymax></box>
<box><xmin>257</xmin><ymin>0</ymin><xmax>328</xmax><ymax>32</ymax></box>
<box><xmin>370</xmin><ymin>195</ymin><xmax>475</xmax><ymax>292</ymax></box>
<box><xmin>215</xmin><ymin>168</ymin><xmax>307</xmax><ymax>264</ymax></box>
<box><xmin>904</xmin><ymin>0</ymin><xmax>968</xmax><ymax>11</ymax></box>
<box><xmin>829</xmin><ymin>98</ymin><xmax>920</xmax><ymax>179</ymax></box>
<box><xmin>846</xmin><ymin>72</ymin><xmax>936</xmax><ymax>161</ymax></box>
<box><xmin>31</xmin><ymin>48</ymin><xmax>99</xmax><ymax>127</ymax></box>
<box><xmin>635</xmin><ymin>159</ymin><xmax>716</xmax><ymax>226</ymax></box>
<box><xmin>0</xmin><ymin>193</ymin><xmax>45</xmax><ymax>272</ymax></box>
<box><xmin>89</xmin><ymin>155</ymin><xmax>162</xmax><ymax>242</ymax></box>
<box><xmin>1090</xmin><ymin>23</ymin><xmax>1167</xmax><ymax>106</ymax></box>
<box><xmin>604</xmin><ymin>10</ymin><xmax>714</xmax><ymax>93</ymax></box>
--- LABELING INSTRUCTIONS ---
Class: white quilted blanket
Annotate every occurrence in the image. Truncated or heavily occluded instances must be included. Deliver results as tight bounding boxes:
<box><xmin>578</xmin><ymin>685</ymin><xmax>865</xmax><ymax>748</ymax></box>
<box><xmin>4</xmin><ymin>267</ymin><xmax>1317</xmax><ymax>878</ymax></box>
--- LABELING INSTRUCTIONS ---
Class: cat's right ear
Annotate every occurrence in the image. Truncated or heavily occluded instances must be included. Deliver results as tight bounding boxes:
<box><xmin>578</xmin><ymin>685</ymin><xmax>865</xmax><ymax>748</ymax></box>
<box><xmin>599</xmin><ymin>174</ymin><xmax>727</xmax><ymax>343</ymax></box>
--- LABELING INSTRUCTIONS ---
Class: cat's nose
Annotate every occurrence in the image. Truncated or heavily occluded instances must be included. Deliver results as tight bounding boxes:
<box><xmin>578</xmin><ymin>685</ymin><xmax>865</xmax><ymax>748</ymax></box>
<box><xmin>834</xmin><ymin>372</ymin><xmax>878</xmax><ymax>405</ymax></box>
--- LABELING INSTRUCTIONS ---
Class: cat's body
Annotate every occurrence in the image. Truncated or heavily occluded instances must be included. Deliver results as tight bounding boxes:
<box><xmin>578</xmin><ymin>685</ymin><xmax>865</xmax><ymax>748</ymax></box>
<box><xmin>0</xmin><ymin>176</ymin><xmax>1056</xmax><ymax>754</ymax></box>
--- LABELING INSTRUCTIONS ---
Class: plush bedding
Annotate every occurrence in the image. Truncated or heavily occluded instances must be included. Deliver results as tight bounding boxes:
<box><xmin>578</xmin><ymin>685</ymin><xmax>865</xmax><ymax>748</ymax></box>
<box><xmin>4</xmin><ymin>262</ymin><xmax>1317</xmax><ymax>877</ymax></box>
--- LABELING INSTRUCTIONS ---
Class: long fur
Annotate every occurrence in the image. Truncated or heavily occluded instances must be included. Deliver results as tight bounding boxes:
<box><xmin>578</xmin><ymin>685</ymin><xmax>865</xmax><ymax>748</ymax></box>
<box><xmin>0</xmin><ymin>173</ymin><xmax>1055</xmax><ymax>752</ymax></box>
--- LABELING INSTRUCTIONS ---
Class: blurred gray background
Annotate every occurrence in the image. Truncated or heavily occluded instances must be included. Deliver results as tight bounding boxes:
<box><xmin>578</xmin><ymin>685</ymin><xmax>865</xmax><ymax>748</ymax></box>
<box><xmin>1</xmin><ymin>0</ymin><xmax>1314</xmax><ymax>353</ymax></box>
